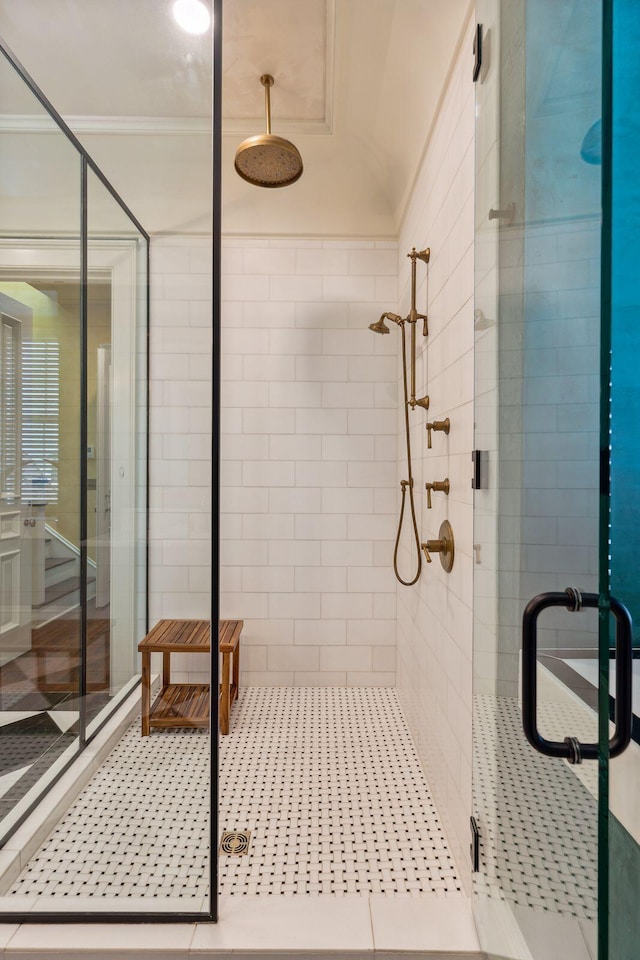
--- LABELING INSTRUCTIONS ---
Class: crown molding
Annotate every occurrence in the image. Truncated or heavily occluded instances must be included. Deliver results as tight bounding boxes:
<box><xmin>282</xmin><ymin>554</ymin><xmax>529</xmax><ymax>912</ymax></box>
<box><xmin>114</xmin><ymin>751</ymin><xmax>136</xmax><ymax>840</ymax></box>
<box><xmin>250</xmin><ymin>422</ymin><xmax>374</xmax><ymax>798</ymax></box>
<box><xmin>0</xmin><ymin>1</ymin><xmax>336</xmax><ymax>138</ymax></box>
<box><xmin>0</xmin><ymin>111</ymin><xmax>334</xmax><ymax>136</ymax></box>
<box><xmin>0</xmin><ymin>115</ymin><xmax>211</xmax><ymax>135</ymax></box>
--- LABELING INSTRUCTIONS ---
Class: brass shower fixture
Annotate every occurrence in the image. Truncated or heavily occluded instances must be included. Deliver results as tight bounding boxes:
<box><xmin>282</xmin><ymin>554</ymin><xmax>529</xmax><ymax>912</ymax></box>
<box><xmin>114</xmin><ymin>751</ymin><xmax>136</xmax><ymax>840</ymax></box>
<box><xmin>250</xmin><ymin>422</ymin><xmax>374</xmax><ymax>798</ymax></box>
<box><xmin>368</xmin><ymin>248</ymin><xmax>430</xmax><ymax>411</ymax></box>
<box><xmin>421</xmin><ymin>520</ymin><xmax>455</xmax><ymax>573</ymax></box>
<box><xmin>426</xmin><ymin>418</ymin><xmax>450</xmax><ymax>449</ymax></box>
<box><xmin>368</xmin><ymin>245</ymin><xmax>432</xmax><ymax>586</ymax></box>
<box><xmin>368</xmin><ymin>312</ymin><xmax>403</xmax><ymax>335</ymax></box>
<box><xmin>407</xmin><ymin>247</ymin><xmax>430</xmax><ymax>335</ymax></box>
<box><xmin>406</xmin><ymin>248</ymin><xmax>430</xmax><ymax>411</ymax></box>
<box><xmin>234</xmin><ymin>74</ymin><xmax>304</xmax><ymax>188</ymax></box>
<box><xmin>425</xmin><ymin>478</ymin><xmax>450</xmax><ymax>510</ymax></box>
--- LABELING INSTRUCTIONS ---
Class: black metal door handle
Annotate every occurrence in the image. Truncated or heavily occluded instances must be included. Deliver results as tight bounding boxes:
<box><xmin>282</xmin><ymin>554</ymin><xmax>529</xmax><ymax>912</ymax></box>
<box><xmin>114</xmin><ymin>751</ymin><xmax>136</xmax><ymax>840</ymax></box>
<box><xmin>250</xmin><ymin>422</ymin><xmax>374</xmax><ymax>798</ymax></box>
<box><xmin>522</xmin><ymin>589</ymin><xmax>633</xmax><ymax>762</ymax></box>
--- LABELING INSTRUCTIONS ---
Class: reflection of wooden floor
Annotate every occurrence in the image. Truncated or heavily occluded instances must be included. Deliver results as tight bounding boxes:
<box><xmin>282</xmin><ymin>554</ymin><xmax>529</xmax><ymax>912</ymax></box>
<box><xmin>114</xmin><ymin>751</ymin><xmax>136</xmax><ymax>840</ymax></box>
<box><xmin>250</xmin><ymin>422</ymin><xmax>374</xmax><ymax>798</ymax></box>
<box><xmin>30</xmin><ymin>605</ymin><xmax>110</xmax><ymax>693</ymax></box>
<box><xmin>0</xmin><ymin>605</ymin><xmax>112</xmax><ymax>821</ymax></box>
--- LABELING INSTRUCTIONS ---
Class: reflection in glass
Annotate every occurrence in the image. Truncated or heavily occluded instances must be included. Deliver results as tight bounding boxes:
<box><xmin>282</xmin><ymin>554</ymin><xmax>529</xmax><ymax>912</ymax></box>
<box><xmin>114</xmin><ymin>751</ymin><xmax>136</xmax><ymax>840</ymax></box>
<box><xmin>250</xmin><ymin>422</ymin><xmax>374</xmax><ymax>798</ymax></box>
<box><xmin>85</xmin><ymin>170</ymin><xmax>148</xmax><ymax>734</ymax></box>
<box><xmin>0</xmin><ymin>34</ymin><xmax>150</xmax><ymax>912</ymax></box>
<box><xmin>472</xmin><ymin>0</ymin><xmax>602</xmax><ymax>957</ymax></box>
<box><xmin>0</xmin><ymin>48</ymin><xmax>82</xmax><ymax>839</ymax></box>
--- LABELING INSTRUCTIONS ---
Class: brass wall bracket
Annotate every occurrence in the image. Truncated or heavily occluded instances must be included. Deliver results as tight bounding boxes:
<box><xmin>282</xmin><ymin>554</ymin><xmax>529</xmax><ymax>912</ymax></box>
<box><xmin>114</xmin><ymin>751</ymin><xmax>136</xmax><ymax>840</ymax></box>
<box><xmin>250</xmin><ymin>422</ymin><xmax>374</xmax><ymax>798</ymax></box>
<box><xmin>421</xmin><ymin>520</ymin><xmax>455</xmax><ymax>573</ymax></box>
<box><xmin>425</xmin><ymin>478</ymin><xmax>450</xmax><ymax>509</ymax></box>
<box><xmin>409</xmin><ymin>247</ymin><xmax>431</xmax><ymax>265</ymax></box>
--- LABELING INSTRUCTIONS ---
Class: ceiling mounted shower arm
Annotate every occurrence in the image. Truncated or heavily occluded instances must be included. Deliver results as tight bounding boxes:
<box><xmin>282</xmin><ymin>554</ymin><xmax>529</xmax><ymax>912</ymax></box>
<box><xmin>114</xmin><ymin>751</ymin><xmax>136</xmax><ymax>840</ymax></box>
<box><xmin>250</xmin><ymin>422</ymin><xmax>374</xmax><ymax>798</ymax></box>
<box><xmin>261</xmin><ymin>74</ymin><xmax>273</xmax><ymax>135</ymax></box>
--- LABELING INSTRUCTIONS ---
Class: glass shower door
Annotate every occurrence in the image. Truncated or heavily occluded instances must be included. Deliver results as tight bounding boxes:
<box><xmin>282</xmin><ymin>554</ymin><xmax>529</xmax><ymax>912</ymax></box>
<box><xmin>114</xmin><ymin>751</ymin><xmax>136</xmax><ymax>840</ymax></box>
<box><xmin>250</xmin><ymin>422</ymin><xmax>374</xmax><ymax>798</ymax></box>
<box><xmin>607</xmin><ymin>2</ymin><xmax>640</xmax><ymax>956</ymax></box>
<box><xmin>471</xmin><ymin>1</ymin><xmax>638</xmax><ymax>958</ymax></box>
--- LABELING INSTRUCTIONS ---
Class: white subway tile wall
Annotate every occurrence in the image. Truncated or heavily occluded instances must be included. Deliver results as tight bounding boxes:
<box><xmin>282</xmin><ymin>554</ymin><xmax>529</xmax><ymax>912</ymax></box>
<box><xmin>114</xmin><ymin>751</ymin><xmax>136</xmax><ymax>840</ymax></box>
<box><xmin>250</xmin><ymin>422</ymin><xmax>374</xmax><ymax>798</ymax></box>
<box><xmin>395</xmin><ymin>28</ymin><xmax>475</xmax><ymax>888</ymax></box>
<box><xmin>149</xmin><ymin>237</ymin><xmax>212</xmax><ymax>658</ymax></box>
<box><xmin>220</xmin><ymin>238</ymin><xmax>399</xmax><ymax>686</ymax></box>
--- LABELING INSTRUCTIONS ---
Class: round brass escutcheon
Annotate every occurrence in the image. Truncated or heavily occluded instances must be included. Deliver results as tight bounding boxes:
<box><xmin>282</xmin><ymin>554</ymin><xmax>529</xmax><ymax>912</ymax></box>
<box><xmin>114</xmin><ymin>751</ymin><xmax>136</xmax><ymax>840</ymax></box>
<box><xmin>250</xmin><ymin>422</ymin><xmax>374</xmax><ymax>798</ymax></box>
<box><xmin>438</xmin><ymin>519</ymin><xmax>455</xmax><ymax>573</ymax></box>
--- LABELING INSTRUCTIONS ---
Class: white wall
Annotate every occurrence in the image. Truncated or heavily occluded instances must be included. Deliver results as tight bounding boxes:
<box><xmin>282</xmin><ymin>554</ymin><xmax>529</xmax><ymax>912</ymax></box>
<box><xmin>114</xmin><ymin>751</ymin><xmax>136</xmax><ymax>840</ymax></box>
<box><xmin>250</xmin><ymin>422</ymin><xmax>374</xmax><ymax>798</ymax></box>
<box><xmin>395</xmin><ymin>25</ymin><xmax>475</xmax><ymax>886</ymax></box>
<box><xmin>219</xmin><ymin>238</ymin><xmax>399</xmax><ymax>685</ymax></box>
<box><xmin>148</xmin><ymin>236</ymin><xmax>212</xmax><ymax>679</ymax></box>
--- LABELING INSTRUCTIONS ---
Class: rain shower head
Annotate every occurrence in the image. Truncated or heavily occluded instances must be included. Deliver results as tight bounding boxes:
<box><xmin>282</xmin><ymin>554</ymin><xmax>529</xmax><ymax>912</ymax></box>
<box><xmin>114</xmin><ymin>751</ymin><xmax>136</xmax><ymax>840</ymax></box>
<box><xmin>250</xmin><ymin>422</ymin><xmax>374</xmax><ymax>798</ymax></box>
<box><xmin>368</xmin><ymin>312</ymin><xmax>402</xmax><ymax>335</ymax></box>
<box><xmin>234</xmin><ymin>75</ymin><xmax>304</xmax><ymax>188</ymax></box>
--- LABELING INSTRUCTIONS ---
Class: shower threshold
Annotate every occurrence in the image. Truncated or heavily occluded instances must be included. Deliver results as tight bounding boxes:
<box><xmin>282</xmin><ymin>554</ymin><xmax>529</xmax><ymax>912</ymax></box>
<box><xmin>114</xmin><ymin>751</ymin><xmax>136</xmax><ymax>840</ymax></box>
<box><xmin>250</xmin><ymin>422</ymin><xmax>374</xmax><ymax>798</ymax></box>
<box><xmin>0</xmin><ymin>893</ymin><xmax>479</xmax><ymax>957</ymax></box>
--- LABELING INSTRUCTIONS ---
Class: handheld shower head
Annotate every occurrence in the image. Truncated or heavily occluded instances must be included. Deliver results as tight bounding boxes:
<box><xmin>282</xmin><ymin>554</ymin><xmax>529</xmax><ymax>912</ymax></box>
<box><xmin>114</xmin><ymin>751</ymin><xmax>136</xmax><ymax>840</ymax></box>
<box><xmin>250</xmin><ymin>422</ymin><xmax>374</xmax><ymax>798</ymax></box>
<box><xmin>368</xmin><ymin>312</ymin><xmax>403</xmax><ymax>335</ymax></box>
<box><xmin>369</xmin><ymin>317</ymin><xmax>390</xmax><ymax>335</ymax></box>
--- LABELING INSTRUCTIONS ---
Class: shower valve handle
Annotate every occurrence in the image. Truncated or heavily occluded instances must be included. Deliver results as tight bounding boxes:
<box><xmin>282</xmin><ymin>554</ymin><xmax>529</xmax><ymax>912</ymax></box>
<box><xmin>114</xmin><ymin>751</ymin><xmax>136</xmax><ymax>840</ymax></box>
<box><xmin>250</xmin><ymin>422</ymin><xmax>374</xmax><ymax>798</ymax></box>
<box><xmin>422</xmin><ymin>539</ymin><xmax>449</xmax><ymax>562</ymax></box>
<box><xmin>412</xmin><ymin>311</ymin><xmax>429</xmax><ymax>337</ymax></box>
<box><xmin>426</xmin><ymin>418</ymin><xmax>451</xmax><ymax>449</ymax></box>
<box><xmin>425</xmin><ymin>478</ymin><xmax>450</xmax><ymax>509</ymax></box>
<box><xmin>420</xmin><ymin>521</ymin><xmax>455</xmax><ymax>572</ymax></box>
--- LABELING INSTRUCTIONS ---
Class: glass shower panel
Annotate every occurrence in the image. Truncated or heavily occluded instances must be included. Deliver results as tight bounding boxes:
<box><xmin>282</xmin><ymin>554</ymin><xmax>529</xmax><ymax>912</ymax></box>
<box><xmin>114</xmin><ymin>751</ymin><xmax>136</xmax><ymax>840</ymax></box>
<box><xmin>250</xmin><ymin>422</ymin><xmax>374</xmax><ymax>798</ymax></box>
<box><xmin>85</xmin><ymin>170</ymin><xmax>148</xmax><ymax>735</ymax></box>
<box><xmin>0</xmin><ymin>0</ymin><xmax>208</xmax><ymax>913</ymax></box>
<box><xmin>0</xmin><ymin>51</ymin><xmax>82</xmax><ymax>843</ymax></box>
<box><xmin>472</xmin><ymin>1</ymin><xmax>603</xmax><ymax>957</ymax></box>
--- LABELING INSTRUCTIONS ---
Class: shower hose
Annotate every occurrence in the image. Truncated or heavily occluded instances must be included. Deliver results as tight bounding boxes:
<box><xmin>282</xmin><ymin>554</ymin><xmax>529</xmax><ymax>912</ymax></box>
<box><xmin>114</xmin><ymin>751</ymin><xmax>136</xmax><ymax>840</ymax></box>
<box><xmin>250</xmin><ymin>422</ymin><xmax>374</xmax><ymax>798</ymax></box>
<box><xmin>393</xmin><ymin>323</ymin><xmax>422</xmax><ymax>586</ymax></box>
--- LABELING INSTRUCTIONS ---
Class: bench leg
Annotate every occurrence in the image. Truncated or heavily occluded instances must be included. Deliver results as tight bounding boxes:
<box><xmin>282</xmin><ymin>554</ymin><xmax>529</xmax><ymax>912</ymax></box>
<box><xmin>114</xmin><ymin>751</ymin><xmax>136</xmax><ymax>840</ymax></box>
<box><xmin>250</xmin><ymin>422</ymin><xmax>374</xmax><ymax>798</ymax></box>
<box><xmin>141</xmin><ymin>651</ymin><xmax>151</xmax><ymax>737</ymax></box>
<box><xmin>232</xmin><ymin>642</ymin><xmax>240</xmax><ymax>705</ymax></box>
<box><xmin>162</xmin><ymin>652</ymin><xmax>171</xmax><ymax>687</ymax></box>
<box><xmin>220</xmin><ymin>650</ymin><xmax>230</xmax><ymax>735</ymax></box>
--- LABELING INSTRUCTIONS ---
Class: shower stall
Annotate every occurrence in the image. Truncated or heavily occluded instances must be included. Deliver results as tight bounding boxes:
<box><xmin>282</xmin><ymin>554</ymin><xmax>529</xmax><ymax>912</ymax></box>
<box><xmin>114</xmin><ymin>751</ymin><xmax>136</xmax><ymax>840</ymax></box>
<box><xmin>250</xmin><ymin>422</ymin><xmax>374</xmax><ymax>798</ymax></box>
<box><xmin>0</xmin><ymin>38</ymin><xmax>148</xmax><ymax>849</ymax></box>
<box><xmin>472</xmin><ymin>1</ymin><xmax>640</xmax><ymax>958</ymax></box>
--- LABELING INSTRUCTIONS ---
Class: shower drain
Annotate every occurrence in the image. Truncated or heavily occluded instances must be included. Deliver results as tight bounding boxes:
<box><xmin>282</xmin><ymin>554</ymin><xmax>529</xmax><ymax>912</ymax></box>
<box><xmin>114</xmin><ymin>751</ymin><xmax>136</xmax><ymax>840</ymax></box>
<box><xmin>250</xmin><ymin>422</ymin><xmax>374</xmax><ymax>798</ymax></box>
<box><xmin>219</xmin><ymin>830</ymin><xmax>251</xmax><ymax>856</ymax></box>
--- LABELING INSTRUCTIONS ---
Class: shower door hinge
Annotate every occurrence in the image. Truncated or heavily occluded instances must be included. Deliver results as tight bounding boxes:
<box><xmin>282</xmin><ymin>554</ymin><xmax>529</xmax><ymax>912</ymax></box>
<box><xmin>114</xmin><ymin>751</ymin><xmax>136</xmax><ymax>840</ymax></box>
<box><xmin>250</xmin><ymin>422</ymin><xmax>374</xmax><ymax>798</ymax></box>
<box><xmin>600</xmin><ymin>446</ymin><xmax>610</xmax><ymax>497</ymax></box>
<box><xmin>470</xmin><ymin>816</ymin><xmax>480</xmax><ymax>872</ymax></box>
<box><xmin>473</xmin><ymin>24</ymin><xmax>483</xmax><ymax>82</ymax></box>
<box><xmin>471</xmin><ymin>450</ymin><xmax>486</xmax><ymax>490</ymax></box>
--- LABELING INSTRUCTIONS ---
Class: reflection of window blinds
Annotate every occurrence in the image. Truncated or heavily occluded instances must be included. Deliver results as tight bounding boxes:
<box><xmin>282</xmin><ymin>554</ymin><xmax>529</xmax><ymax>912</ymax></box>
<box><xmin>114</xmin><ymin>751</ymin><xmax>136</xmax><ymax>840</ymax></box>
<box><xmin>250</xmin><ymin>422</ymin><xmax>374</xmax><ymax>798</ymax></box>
<box><xmin>21</xmin><ymin>340</ymin><xmax>59</xmax><ymax>503</ymax></box>
<box><xmin>1</xmin><ymin>321</ymin><xmax>18</xmax><ymax>497</ymax></box>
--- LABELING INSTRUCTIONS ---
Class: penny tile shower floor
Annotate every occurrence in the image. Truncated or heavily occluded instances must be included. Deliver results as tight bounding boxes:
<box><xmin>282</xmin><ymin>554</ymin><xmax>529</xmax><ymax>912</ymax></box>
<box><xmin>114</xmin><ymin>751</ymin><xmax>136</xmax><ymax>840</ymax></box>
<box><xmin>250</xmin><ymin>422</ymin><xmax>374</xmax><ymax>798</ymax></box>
<box><xmin>473</xmin><ymin>694</ymin><xmax>598</xmax><ymax>920</ymax></box>
<box><xmin>9</xmin><ymin>687</ymin><xmax>461</xmax><ymax>899</ymax></box>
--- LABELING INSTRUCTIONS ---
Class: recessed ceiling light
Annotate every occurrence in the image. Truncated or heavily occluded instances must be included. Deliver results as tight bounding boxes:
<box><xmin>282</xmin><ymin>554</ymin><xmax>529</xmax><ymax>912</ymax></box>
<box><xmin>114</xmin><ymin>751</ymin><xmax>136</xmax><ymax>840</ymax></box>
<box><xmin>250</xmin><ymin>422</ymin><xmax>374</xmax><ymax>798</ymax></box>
<box><xmin>172</xmin><ymin>0</ymin><xmax>211</xmax><ymax>35</ymax></box>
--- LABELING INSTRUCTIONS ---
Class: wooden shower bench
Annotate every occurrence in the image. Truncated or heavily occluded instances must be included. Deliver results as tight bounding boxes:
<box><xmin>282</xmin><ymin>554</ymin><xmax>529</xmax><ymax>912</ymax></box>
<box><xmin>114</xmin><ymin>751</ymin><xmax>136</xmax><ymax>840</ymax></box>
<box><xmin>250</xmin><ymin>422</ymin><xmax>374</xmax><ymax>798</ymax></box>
<box><xmin>138</xmin><ymin>618</ymin><xmax>242</xmax><ymax>736</ymax></box>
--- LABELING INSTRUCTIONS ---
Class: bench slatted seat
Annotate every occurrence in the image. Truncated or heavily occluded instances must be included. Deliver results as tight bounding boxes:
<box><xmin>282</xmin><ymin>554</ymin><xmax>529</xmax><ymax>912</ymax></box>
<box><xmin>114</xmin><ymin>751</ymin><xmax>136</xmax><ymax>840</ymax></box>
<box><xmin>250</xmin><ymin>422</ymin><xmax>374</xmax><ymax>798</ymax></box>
<box><xmin>138</xmin><ymin>618</ymin><xmax>243</xmax><ymax>736</ymax></box>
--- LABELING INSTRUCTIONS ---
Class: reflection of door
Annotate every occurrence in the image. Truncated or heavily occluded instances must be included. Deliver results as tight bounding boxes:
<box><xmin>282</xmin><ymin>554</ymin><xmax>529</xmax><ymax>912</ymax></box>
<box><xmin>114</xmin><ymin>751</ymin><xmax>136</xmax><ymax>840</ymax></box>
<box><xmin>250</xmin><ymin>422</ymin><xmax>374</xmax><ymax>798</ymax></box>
<box><xmin>0</xmin><ymin>294</ymin><xmax>31</xmax><ymax>663</ymax></box>
<box><xmin>0</xmin><ymin>240</ymin><xmax>142</xmax><ymax>693</ymax></box>
<box><xmin>95</xmin><ymin>345</ymin><xmax>111</xmax><ymax>608</ymax></box>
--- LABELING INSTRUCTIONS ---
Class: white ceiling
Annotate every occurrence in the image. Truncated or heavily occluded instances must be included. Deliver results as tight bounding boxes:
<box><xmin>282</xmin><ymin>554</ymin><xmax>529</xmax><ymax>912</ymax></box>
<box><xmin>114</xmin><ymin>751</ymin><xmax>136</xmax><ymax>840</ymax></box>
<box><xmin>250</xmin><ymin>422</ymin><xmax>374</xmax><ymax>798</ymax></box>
<box><xmin>0</xmin><ymin>0</ymin><xmax>471</xmax><ymax>236</ymax></box>
<box><xmin>222</xmin><ymin>0</ymin><xmax>332</xmax><ymax>130</ymax></box>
